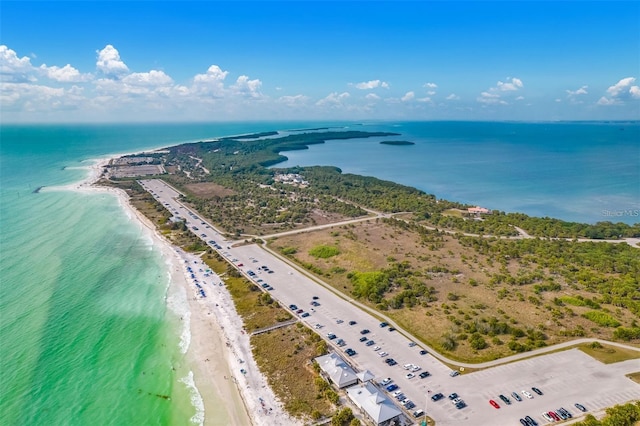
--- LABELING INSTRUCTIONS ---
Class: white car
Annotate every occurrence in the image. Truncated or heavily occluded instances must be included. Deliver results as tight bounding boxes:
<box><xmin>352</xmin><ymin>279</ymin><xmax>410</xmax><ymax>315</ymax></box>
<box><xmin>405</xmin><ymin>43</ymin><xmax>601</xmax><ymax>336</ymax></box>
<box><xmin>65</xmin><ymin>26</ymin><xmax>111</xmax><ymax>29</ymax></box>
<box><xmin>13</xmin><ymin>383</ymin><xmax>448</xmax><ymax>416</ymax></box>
<box><xmin>393</xmin><ymin>390</ymin><xmax>404</xmax><ymax>397</ymax></box>
<box><xmin>403</xmin><ymin>363</ymin><xmax>414</xmax><ymax>370</ymax></box>
<box><xmin>522</xmin><ymin>390</ymin><xmax>533</xmax><ymax>399</ymax></box>
<box><xmin>379</xmin><ymin>351</ymin><xmax>388</xmax><ymax>357</ymax></box>
<box><xmin>406</xmin><ymin>373</ymin><xmax>415</xmax><ymax>379</ymax></box>
<box><xmin>373</xmin><ymin>346</ymin><xmax>381</xmax><ymax>351</ymax></box>
<box><xmin>379</xmin><ymin>378</ymin><xmax>392</xmax><ymax>386</ymax></box>
<box><xmin>542</xmin><ymin>412</ymin><xmax>553</xmax><ymax>423</ymax></box>
<box><xmin>411</xmin><ymin>365</ymin><xmax>421</xmax><ymax>372</ymax></box>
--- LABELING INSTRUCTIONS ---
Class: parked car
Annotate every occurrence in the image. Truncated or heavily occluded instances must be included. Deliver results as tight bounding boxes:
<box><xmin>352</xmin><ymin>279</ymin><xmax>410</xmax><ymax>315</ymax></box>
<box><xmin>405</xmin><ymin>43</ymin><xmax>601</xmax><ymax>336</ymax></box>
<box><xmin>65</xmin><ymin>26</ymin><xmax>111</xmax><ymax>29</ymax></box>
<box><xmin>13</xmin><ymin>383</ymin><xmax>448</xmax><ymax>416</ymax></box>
<box><xmin>419</xmin><ymin>350</ymin><xmax>428</xmax><ymax>355</ymax></box>
<box><xmin>359</xmin><ymin>336</ymin><xmax>368</xmax><ymax>342</ymax></box>
<box><xmin>405</xmin><ymin>373</ymin><xmax>415</xmax><ymax>379</ymax></box>
<box><xmin>489</xmin><ymin>400</ymin><xmax>500</xmax><ymax>409</ymax></box>
<box><xmin>379</xmin><ymin>322</ymin><xmax>388</xmax><ymax>327</ymax></box>
<box><xmin>413</xmin><ymin>409</ymin><xmax>425</xmax><ymax>418</ymax></box>
<box><xmin>522</xmin><ymin>390</ymin><xmax>533</xmax><ymax>399</ymax></box>
<box><xmin>378</xmin><ymin>351</ymin><xmax>388</xmax><ymax>357</ymax></box>
<box><xmin>448</xmin><ymin>393</ymin><xmax>459</xmax><ymax>400</ymax></box>
<box><xmin>575</xmin><ymin>403</ymin><xmax>587</xmax><ymax>412</ymax></box>
<box><xmin>379</xmin><ymin>378</ymin><xmax>392</xmax><ymax>386</ymax></box>
<box><xmin>449</xmin><ymin>370</ymin><xmax>460</xmax><ymax>377</ymax></box>
<box><xmin>386</xmin><ymin>384</ymin><xmax>398</xmax><ymax>392</ymax></box>
<box><xmin>301</xmin><ymin>312</ymin><xmax>310</xmax><ymax>317</ymax></box>
<box><xmin>349</xmin><ymin>320</ymin><xmax>357</xmax><ymax>325</ymax></box>
<box><xmin>524</xmin><ymin>415</ymin><xmax>538</xmax><ymax>426</ymax></box>
<box><xmin>404</xmin><ymin>401</ymin><xmax>416</xmax><ymax>410</ymax></box>
<box><xmin>419</xmin><ymin>371</ymin><xmax>430</xmax><ymax>379</ymax></box>
<box><xmin>549</xmin><ymin>411</ymin><xmax>561</xmax><ymax>421</ymax></box>
<box><xmin>532</xmin><ymin>387</ymin><xmax>543</xmax><ymax>395</ymax></box>
<box><xmin>431</xmin><ymin>393</ymin><xmax>444</xmax><ymax>402</ymax></box>
<box><xmin>499</xmin><ymin>394</ymin><xmax>511</xmax><ymax>405</ymax></box>
<box><xmin>512</xmin><ymin>392</ymin><xmax>522</xmax><ymax>401</ymax></box>
<box><xmin>366</xmin><ymin>340</ymin><xmax>375</xmax><ymax>346</ymax></box>
<box><xmin>542</xmin><ymin>412</ymin><xmax>553</xmax><ymax>423</ymax></box>
<box><xmin>360</xmin><ymin>329</ymin><xmax>370</xmax><ymax>335</ymax></box>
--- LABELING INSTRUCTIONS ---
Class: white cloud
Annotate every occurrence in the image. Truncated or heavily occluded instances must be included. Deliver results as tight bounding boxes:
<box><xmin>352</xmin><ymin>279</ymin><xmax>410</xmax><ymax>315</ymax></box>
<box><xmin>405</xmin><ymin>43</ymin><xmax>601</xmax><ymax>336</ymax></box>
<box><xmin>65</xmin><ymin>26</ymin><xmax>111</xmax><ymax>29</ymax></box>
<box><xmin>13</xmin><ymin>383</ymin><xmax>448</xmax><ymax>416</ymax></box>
<box><xmin>365</xmin><ymin>93</ymin><xmax>380</xmax><ymax>100</ymax></box>
<box><xmin>277</xmin><ymin>94</ymin><xmax>309</xmax><ymax>106</ymax></box>
<box><xmin>424</xmin><ymin>82</ymin><xmax>437</xmax><ymax>89</ymax></box>
<box><xmin>0</xmin><ymin>45</ymin><xmax>36</xmax><ymax>82</ymax></box>
<box><xmin>446</xmin><ymin>93</ymin><xmax>460</xmax><ymax>100</ymax></box>
<box><xmin>607</xmin><ymin>77</ymin><xmax>635</xmax><ymax>97</ymax></box>
<box><xmin>191</xmin><ymin>65</ymin><xmax>229</xmax><ymax>97</ymax></box>
<box><xmin>416</xmin><ymin>96</ymin><xmax>432</xmax><ymax>103</ymax></box>
<box><xmin>555</xmin><ymin>98</ymin><xmax>562</xmax><ymax>103</ymax></box>
<box><xmin>231</xmin><ymin>75</ymin><xmax>262</xmax><ymax>98</ymax></box>
<box><xmin>598</xmin><ymin>77</ymin><xmax>640</xmax><ymax>106</ymax></box>
<box><xmin>496</xmin><ymin>77</ymin><xmax>523</xmax><ymax>91</ymax></box>
<box><xmin>316</xmin><ymin>91</ymin><xmax>350</xmax><ymax>106</ymax></box>
<box><xmin>122</xmin><ymin>70</ymin><xmax>173</xmax><ymax>86</ymax></box>
<box><xmin>477</xmin><ymin>77</ymin><xmax>523</xmax><ymax>105</ymax></box>
<box><xmin>96</xmin><ymin>45</ymin><xmax>129</xmax><ymax>77</ymax></box>
<box><xmin>401</xmin><ymin>91</ymin><xmax>415</xmax><ymax>102</ymax></box>
<box><xmin>39</xmin><ymin>64</ymin><xmax>91</xmax><ymax>82</ymax></box>
<box><xmin>354</xmin><ymin>79</ymin><xmax>389</xmax><ymax>90</ymax></box>
<box><xmin>515</xmin><ymin>96</ymin><xmax>524</xmax><ymax>100</ymax></box>
<box><xmin>597</xmin><ymin>96</ymin><xmax>617</xmax><ymax>106</ymax></box>
<box><xmin>566</xmin><ymin>85</ymin><xmax>588</xmax><ymax>96</ymax></box>
<box><xmin>477</xmin><ymin>91</ymin><xmax>507</xmax><ymax>105</ymax></box>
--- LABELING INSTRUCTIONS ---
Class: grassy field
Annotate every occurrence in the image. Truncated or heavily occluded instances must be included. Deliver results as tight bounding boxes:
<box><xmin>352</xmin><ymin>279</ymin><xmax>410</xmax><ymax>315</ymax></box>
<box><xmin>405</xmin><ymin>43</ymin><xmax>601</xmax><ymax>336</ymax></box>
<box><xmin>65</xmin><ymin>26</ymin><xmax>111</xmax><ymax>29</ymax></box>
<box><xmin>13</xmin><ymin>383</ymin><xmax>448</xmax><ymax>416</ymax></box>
<box><xmin>269</xmin><ymin>219</ymin><xmax>639</xmax><ymax>363</ymax></box>
<box><xmin>252</xmin><ymin>325</ymin><xmax>334</xmax><ymax>420</ymax></box>
<box><xmin>626</xmin><ymin>372</ymin><xmax>640</xmax><ymax>384</ymax></box>
<box><xmin>578</xmin><ymin>342</ymin><xmax>640</xmax><ymax>364</ymax></box>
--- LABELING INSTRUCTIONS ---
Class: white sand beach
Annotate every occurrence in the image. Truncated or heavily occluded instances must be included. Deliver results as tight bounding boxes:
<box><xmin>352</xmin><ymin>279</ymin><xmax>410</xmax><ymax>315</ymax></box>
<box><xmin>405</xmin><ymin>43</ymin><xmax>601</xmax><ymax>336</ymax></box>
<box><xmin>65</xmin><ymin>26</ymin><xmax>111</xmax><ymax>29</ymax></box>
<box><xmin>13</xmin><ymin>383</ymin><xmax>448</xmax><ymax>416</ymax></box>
<box><xmin>62</xmin><ymin>156</ymin><xmax>298</xmax><ymax>426</ymax></box>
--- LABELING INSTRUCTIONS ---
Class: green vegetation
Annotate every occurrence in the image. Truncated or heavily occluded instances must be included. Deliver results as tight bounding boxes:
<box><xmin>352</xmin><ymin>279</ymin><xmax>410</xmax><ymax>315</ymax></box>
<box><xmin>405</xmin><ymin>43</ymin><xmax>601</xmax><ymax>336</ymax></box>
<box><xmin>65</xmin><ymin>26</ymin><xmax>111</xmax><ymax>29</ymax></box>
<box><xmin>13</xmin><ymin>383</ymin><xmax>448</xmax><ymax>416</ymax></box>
<box><xmin>572</xmin><ymin>401</ymin><xmax>640</xmax><ymax>426</ymax></box>
<box><xmin>309</xmin><ymin>245</ymin><xmax>340</xmax><ymax>258</ymax></box>
<box><xmin>582</xmin><ymin>311</ymin><xmax>621</xmax><ymax>328</ymax></box>
<box><xmin>252</xmin><ymin>326</ymin><xmax>333</xmax><ymax>419</ymax></box>
<box><xmin>380</xmin><ymin>140</ymin><xmax>415</xmax><ymax>145</ymax></box>
<box><xmin>578</xmin><ymin>342</ymin><xmax>640</xmax><ymax>364</ymax></box>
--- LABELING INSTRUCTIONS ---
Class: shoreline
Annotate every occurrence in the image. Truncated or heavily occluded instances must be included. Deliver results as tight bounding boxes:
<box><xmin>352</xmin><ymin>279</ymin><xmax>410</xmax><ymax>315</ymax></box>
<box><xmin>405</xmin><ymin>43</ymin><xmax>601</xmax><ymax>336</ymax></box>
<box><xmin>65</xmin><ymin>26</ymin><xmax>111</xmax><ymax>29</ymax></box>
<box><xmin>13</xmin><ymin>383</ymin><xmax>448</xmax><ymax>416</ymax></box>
<box><xmin>60</xmin><ymin>156</ymin><xmax>295</xmax><ymax>425</ymax></box>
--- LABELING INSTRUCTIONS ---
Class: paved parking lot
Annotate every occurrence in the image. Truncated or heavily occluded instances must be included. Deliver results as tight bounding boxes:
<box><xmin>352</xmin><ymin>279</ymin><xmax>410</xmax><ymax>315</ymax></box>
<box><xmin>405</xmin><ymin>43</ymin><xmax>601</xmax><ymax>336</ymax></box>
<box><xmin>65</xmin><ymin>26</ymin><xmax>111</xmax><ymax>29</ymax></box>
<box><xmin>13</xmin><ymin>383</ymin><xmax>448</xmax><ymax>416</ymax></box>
<box><xmin>140</xmin><ymin>179</ymin><xmax>640</xmax><ymax>426</ymax></box>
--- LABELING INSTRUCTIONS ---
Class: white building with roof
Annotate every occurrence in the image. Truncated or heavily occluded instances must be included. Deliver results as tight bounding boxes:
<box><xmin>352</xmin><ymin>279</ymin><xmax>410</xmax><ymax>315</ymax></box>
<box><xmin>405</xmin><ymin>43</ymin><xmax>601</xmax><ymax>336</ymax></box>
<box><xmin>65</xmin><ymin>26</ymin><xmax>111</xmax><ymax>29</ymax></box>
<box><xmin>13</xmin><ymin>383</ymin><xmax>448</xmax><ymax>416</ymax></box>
<box><xmin>346</xmin><ymin>382</ymin><xmax>403</xmax><ymax>426</ymax></box>
<box><xmin>315</xmin><ymin>352</ymin><xmax>359</xmax><ymax>389</ymax></box>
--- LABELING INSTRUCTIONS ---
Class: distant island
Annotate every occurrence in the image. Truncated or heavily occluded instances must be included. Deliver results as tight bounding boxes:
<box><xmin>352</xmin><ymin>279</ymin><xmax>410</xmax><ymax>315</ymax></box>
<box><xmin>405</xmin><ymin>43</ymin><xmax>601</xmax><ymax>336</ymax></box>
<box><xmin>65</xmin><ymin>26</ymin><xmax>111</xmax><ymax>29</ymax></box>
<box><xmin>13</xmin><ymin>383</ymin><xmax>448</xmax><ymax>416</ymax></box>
<box><xmin>380</xmin><ymin>140</ymin><xmax>415</xmax><ymax>146</ymax></box>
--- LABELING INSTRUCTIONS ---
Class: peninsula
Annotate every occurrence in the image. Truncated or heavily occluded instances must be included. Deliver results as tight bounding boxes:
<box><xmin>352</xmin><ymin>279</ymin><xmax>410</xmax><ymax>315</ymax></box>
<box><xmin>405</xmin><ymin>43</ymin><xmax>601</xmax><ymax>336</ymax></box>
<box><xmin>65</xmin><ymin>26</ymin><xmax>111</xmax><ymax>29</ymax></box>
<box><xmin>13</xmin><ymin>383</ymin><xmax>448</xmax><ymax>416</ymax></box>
<box><xmin>100</xmin><ymin>127</ymin><xmax>640</xmax><ymax>426</ymax></box>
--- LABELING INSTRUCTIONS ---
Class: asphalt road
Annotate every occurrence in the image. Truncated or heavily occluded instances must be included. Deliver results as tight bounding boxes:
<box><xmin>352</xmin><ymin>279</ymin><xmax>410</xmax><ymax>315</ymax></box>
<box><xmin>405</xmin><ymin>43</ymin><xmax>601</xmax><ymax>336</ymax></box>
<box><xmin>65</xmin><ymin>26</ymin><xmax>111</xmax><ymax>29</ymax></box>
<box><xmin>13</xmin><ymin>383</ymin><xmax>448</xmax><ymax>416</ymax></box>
<box><xmin>139</xmin><ymin>179</ymin><xmax>640</xmax><ymax>426</ymax></box>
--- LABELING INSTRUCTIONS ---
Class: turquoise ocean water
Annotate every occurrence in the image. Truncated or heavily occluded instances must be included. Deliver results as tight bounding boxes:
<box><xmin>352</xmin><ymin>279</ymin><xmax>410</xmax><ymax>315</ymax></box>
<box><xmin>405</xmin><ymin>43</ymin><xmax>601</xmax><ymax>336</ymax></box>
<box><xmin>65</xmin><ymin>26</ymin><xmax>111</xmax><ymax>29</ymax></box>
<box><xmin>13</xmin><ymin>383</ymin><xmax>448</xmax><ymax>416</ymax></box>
<box><xmin>1</xmin><ymin>121</ymin><xmax>638</xmax><ymax>425</ymax></box>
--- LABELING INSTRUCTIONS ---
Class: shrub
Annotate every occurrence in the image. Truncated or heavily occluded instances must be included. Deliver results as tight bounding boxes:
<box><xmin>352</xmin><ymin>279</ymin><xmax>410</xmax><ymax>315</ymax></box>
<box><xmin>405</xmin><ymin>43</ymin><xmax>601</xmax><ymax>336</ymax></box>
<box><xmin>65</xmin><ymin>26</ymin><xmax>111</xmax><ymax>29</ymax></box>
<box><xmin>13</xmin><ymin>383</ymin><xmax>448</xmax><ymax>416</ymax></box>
<box><xmin>309</xmin><ymin>245</ymin><xmax>341</xmax><ymax>258</ymax></box>
<box><xmin>582</xmin><ymin>311</ymin><xmax>621</xmax><ymax>327</ymax></box>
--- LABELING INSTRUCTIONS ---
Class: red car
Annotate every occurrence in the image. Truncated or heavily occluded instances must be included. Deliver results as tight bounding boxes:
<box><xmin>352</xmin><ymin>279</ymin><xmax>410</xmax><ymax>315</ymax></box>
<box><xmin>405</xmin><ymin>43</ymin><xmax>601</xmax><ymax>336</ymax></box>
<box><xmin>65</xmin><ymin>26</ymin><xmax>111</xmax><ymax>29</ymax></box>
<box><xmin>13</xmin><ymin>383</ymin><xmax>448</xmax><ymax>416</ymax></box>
<box><xmin>489</xmin><ymin>400</ymin><xmax>500</xmax><ymax>409</ymax></box>
<box><xmin>549</xmin><ymin>411</ymin><xmax>561</xmax><ymax>421</ymax></box>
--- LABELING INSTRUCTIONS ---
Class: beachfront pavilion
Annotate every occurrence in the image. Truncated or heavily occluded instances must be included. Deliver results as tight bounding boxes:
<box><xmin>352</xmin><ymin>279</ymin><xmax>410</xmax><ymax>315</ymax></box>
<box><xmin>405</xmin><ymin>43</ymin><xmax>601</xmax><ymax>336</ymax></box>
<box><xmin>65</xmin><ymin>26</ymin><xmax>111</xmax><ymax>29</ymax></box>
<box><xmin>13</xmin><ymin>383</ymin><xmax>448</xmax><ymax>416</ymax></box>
<box><xmin>346</xmin><ymin>381</ymin><xmax>403</xmax><ymax>426</ymax></box>
<box><xmin>314</xmin><ymin>352</ymin><xmax>359</xmax><ymax>389</ymax></box>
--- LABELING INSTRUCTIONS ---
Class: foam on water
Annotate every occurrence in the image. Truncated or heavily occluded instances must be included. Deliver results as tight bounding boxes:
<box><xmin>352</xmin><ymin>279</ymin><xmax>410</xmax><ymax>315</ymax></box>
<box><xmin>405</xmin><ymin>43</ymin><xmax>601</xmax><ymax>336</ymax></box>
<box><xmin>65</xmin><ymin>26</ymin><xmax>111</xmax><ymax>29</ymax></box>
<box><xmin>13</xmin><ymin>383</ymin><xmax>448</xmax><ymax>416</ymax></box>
<box><xmin>179</xmin><ymin>371</ymin><xmax>205</xmax><ymax>426</ymax></box>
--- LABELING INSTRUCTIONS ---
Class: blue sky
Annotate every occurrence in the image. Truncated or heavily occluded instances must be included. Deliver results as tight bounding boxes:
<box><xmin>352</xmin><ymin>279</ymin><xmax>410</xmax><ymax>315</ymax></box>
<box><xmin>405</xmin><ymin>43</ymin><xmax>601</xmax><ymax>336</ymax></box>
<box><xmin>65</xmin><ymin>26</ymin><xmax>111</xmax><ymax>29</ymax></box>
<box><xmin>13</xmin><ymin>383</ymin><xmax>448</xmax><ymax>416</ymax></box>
<box><xmin>1</xmin><ymin>1</ymin><xmax>639</xmax><ymax>122</ymax></box>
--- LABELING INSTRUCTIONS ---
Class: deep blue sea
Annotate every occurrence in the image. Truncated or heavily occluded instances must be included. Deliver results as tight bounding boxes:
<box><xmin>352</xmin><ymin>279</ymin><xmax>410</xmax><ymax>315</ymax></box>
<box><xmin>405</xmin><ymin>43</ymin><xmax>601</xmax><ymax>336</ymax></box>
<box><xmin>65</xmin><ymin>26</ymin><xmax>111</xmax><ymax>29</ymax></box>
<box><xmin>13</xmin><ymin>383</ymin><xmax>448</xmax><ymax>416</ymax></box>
<box><xmin>1</xmin><ymin>121</ymin><xmax>638</xmax><ymax>425</ymax></box>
